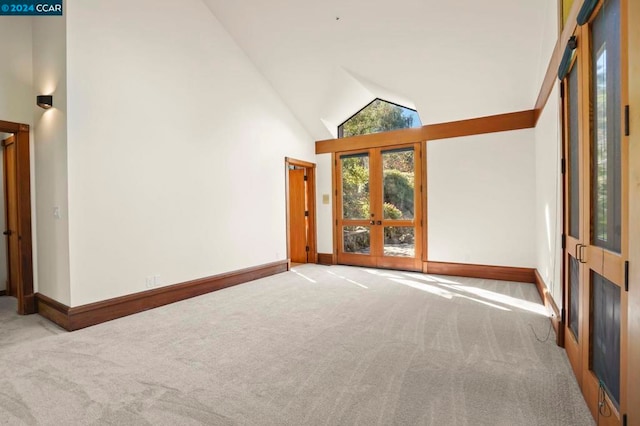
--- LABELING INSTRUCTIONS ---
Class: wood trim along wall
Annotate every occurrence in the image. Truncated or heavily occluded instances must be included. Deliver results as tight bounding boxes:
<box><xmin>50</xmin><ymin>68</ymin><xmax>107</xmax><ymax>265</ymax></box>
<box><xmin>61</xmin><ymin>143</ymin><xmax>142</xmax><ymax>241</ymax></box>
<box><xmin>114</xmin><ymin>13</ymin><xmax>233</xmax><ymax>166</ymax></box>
<box><xmin>315</xmin><ymin>110</ymin><xmax>536</xmax><ymax>154</ymax></box>
<box><xmin>36</xmin><ymin>292</ymin><xmax>71</xmax><ymax>330</ymax></box>
<box><xmin>533</xmin><ymin>0</ymin><xmax>583</xmax><ymax>123</ymax></box>
<box><xmin>425</xmin><ymin>110</ymin><xmax>536</xmax><ymax>141</ymax></box>
<box><xmin>317</xmin><ymin>253</ymin><xmax>335</xmax><ymax>265</ymax></box>
<box><xmin>424</xmin><ymin>261</ymin><xmax>536</xmax><ymax>284</ymax></box>
<box><xmin>534</xmin><ymin>270</ymin><xmax>564</xmax><ymax>347</ymax></box>
<box><xmin>36</xmin><ymin>260</ymin><xmax>288</xmax><ymax>331</ymax></box>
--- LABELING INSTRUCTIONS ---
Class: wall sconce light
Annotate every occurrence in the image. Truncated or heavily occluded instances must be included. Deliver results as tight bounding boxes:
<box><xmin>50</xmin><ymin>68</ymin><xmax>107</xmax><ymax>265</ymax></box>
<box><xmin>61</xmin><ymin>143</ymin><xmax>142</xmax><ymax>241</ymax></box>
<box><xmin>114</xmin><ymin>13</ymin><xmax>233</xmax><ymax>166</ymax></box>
<box><xmin>36</xmin><ymin>95</ymin><xmax>53</xmax><ymax>109</ymax></box>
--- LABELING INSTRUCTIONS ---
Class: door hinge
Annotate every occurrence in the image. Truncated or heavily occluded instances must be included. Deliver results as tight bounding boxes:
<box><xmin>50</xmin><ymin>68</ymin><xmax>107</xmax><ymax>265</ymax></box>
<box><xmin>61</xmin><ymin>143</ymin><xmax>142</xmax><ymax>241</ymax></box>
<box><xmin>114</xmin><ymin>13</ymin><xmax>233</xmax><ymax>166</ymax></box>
<box><xmin>305</xmin><ymin>246</ymin><xmax>310</xmax><ymax>252</ymax></box>
<box><xmin>625</xmin><ymin>105</ymin><xmax>630</xmax><ymax>136</ymax></box>
<box><xmin>304</xmin><ymin>175</ymin><xmax>308</xmax><ymax>181</ymax></box>
<box><xmin>561</xmin><ymin>158</ymin><xmax>566</xmax><ymax>175</ymax></box>
<box><xmin>625</xmin><ymin>261</ymin><xmax>629</xmax><ymax>292</ymax></box>
<box><xmin>560</xmin><ymin>81</ymin><xmax>565</xmax><ymax>99</ymax></box>
<box><xmin>335</xmin><ymin>219</ymin><xmax>338</xmax><ymax>226</ymax></box>
<box><xmin>304</xmin><ymin>211</ymin><xmax>309</xmax><ymax>217</ymax></box>
<box><xmin>560</xmin><ymin>308</ymin><xmax>566</xmax><ymax>324</ymax></box>
<box><xmin>561</xmin><ymin>234</ymin><xmax>566</xmax><ymax>250</ymax></box>
<box><xmin>335</xmin><ymin>189</ymin><xmax>338</xmax><ymax>197</ymax></box>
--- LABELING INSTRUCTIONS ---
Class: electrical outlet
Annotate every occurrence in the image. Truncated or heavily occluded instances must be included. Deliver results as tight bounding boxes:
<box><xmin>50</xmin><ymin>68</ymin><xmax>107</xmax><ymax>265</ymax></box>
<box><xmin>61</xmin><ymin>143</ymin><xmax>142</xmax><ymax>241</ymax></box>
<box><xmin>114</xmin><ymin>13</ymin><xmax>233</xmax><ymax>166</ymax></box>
<box><xmin>145</xmin><ymin>276</ymin><xmax>154</xmax><ymax>288</ymax></box>
<box><xmin>153</xmin><ymin>275</ymin><xmax>161</xmax><ymax>287</ymax></box>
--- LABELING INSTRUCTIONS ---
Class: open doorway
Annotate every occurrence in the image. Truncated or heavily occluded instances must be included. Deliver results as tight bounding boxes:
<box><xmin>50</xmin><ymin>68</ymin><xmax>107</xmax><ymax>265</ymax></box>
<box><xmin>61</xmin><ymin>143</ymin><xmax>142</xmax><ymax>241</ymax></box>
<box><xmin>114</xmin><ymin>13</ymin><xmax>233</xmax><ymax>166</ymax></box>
<box><xmin>285</xmin><ymin>158</ymin><xmax>317</xmax><ymax>267</ymax></box>
<box><xmin>0</xmin><ymin>120</ymin><xmax>34</xmax><ymax>315</ymax></box>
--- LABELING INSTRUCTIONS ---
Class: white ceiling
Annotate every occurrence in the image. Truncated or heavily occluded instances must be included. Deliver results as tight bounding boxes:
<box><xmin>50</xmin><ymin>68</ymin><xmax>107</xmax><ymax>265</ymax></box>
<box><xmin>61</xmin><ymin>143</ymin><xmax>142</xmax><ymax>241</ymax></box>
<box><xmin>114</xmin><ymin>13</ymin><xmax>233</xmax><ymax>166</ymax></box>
<box><xmin>202</xmin><ymin>0</ymin><xmax>553</xmax><ymax>140</ymax></box>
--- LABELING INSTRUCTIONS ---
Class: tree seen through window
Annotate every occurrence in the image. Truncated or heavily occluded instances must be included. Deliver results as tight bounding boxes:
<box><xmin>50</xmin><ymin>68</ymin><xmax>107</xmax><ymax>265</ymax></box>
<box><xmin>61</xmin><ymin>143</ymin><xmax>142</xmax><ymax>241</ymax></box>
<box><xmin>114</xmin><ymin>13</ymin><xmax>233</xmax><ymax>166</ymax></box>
<box><xmin>338</xmin><ymin>99</ymin><xmax>421</xmax><ymax>138</ymax></box>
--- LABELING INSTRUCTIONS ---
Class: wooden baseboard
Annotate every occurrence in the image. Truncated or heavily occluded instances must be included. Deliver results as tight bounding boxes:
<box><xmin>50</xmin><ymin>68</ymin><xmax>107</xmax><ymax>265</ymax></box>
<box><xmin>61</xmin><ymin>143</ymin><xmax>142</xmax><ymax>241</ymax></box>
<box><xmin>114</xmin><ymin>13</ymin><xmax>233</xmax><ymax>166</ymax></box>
<box><xmin>534</xmin><ymin>270</ymin><xmax>564</xmax><ymax>347</ymax></box>
<box><xmin>425</xmin><ymin>261</ymin><xmax>536</xmax><ymax>283</ymax></box>
<box><xmin>36</xmin><ymin>260</ymin><xmax>288</xmax><ymax>331</ymax></box>
<box><xmin>36</xmin><ymin>293</ymin><xmax>70</xmax><ymax>330</ymax></box>
<box><xmin>317</xmin><ymin>253</ymin><xmax>335</xmax><ymax>265</ymax></box>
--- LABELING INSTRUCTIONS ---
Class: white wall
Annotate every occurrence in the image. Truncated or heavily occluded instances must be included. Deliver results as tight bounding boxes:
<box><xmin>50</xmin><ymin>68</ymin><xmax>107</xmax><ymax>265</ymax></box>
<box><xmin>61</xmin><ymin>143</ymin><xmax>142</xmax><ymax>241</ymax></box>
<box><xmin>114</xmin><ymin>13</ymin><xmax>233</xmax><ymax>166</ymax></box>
<box><xmin>0</xmin><ymin>17</ymin><xmax>34</xmax><ymax>293</ymax></box>
<box><xmin>32</xmin><ymin>13</ymin><xmax>71</xmax><ymax>305</ymax></box>
<box><xmin>535</xmin><ymin>83</ymin><xmax>562</xmax><ymax>303</ymax></box>
<box><xmin>428</xmin><ymin>130</ymin><xmax>537</xmax><ymax>268</ymax></box>
<box><xmin>0</xmin><ymin>17</ymin><xmax>33</xmax><ymax>125</ymax></box>
<box><xmin>534</xmin><ymin>0</ymin><xmax>561</xmax><ymax>97</ymax></box>
<box><xmin>65</xmin><ymin>0</ymin><xmax>314</xmax><ymax>306</ymax></box>
<box><xmin>316</xmin><ymin>153</ymin><xmax>333</xmax><ymax>254</ymax></box>
<box><xmin>533</xmin><ymin>0</ymin><xmax>562</xmax><ymax>304</ymax></box>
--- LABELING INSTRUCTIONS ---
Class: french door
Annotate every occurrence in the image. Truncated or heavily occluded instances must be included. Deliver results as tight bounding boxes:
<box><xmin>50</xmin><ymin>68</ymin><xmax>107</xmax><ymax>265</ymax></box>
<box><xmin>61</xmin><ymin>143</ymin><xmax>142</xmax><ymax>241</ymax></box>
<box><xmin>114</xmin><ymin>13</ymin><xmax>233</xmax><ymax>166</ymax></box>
<box><xmin>562</xmin><ymin>0</ymin><xmax>627</xmax><ymax>422</ymax></box>
<box><xmin>562</xmin><ymin>42</ymin><xmax>583</xmax><ymax>387</ymax></box>
<box><xmin>336</xmin><ymin>143</ymin><xmax>423</xmax><ymax>271</ymax></box>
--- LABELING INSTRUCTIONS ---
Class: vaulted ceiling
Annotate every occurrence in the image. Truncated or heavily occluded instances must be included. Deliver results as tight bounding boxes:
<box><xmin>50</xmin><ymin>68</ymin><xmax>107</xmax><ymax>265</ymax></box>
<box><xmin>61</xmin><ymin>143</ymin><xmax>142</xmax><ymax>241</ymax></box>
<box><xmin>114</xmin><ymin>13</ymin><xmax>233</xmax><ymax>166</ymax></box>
<box><xmin>202</xmin><ymin>0</ymin><xmax>555</xmax><ymax>140</ymax></box>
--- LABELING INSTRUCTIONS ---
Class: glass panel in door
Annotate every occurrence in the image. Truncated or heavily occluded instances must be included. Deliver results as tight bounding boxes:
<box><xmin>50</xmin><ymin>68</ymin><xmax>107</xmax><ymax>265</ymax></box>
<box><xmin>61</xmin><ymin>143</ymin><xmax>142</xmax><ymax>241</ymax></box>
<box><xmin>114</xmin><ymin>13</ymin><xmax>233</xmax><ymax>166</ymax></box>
<box><xmin>568</xmin><ymin>62</ymin><xmax>580</xmax><ymax>239</ymax></box>
<box><xmin>381</xmin><ymin>148</ymin><xmax>416</xmax><ymax>260</ymax></box>
<box><xmin>341</xmin><ymin>153</ymin><xmax>370</xmax><ymax>220</ymax></box>
<box><xmin>591</xmin><ymin>0</ymin><xmax>621</xmax><ymax>253</ymax></box>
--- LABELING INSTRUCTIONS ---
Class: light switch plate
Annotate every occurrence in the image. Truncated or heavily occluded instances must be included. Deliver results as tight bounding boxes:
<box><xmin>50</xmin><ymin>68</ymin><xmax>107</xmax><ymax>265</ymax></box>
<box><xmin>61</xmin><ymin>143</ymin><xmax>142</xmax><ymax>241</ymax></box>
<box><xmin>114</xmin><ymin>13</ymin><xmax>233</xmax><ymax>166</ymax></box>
<box><xmin>322</xmin><ymin>194</ymin><xmax>330</xmax><ymax>204</ymax></box>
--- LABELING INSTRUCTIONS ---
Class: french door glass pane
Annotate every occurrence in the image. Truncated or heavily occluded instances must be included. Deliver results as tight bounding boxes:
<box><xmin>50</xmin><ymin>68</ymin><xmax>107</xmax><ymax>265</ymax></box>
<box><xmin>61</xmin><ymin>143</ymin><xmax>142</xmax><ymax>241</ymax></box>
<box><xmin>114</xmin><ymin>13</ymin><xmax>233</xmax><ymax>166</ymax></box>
<box><xmin>382</xmin><ymin>148</ymin><xmax>414</xmax><ymax>220</ymax></box>
<box><xmin>384</xmin><ymin>227</ymin><xmax>415</xmax><ymax>257</ymax></box>
<box><xmin>343</xmin><ymin>226</ymin><xmax>370</xmax><ymax>254</ymax></box>
<box><xmin>569</xmin><ymin>257</ymin><xmax>580</xmax><ymax>340</ymax></box>
<box><xmin>568</xmin><ymin>63</ymin><xmax>580</xmax><ymax>239</ymax></box>
<box><xmin>591</xmin><ymin>271</ymin><xmax>621</xmax><ymax>408</ymax></box>
<box><xmin>341</xmin><ymin>154</ymin><xmax>370</xmax><ymax>220</ymax></box>
<box><xmin>591</xmin><ymin>0</ymin><xmax>621</xmax><ymax>253</ymax></box>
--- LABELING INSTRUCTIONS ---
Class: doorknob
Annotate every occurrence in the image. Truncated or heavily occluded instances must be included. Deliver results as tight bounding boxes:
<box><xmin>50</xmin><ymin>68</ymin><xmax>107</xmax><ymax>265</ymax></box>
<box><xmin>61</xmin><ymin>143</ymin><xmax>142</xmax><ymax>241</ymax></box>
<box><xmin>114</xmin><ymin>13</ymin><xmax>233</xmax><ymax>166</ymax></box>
<box><xmin>2</xmin><ymin>230</ymin><xmax>11</xmax><ymax>236</ymax></box>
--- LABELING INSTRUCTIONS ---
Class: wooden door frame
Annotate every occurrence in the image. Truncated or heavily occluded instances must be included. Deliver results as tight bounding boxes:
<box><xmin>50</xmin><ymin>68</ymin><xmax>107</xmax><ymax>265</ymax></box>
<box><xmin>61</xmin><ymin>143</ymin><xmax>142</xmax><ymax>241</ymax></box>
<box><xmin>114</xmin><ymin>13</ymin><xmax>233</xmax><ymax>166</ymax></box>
<box><xmin>285</xmin><ymin>157</ymin><xmax>317</xmax><ymax>267</ymax></box>
<box><xmin>0</xmin><ymin>120</ymin><xmax>35</xmax><ymax>315</ymax></box>
<box><xmin>559</xmin><ymin>0</ymin><xmax>629</xmax><ymax>421</ymax></box>
<box><xmin>333</xmin><ymin>143</ymin><xmax>423</xmax><ymax>271</ymax></box>
<box><xmin>579</xmin><ymin>0</ymin><xmax>629</xmax><ymax>420</ymax></box>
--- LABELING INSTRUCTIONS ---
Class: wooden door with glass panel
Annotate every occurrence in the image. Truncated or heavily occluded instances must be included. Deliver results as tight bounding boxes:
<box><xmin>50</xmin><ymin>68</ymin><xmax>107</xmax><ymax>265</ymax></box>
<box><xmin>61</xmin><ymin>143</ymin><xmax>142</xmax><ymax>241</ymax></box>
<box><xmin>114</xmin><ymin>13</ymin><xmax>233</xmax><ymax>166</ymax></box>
<box><xmin>580</xmin><ymin>0</ymin><xmax>627</xmax><ymax>421</ymax></box>
<box><xmin>563</xmin><ymin>0</ymin><xmax>628</xmax><ymax>422</ymax></box>
<box><xmin>337</xmin><ymin>144</ymin><xmax>422</xmax><ymax>271</ymax></box>
<box><xmin>562</xmin><ymin>44</ymin><xmax>584</xmax><ymax>387</ymax></box>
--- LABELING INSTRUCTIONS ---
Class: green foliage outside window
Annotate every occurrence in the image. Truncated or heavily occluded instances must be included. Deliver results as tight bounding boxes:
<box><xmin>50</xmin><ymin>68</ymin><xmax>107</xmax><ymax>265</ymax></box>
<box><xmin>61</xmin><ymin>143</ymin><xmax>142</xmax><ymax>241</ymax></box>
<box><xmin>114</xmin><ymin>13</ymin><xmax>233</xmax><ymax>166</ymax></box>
<box><xmin>339</xmin><ymin>99</ymin><xmax>420</xmax><ymax>138</ymax></box>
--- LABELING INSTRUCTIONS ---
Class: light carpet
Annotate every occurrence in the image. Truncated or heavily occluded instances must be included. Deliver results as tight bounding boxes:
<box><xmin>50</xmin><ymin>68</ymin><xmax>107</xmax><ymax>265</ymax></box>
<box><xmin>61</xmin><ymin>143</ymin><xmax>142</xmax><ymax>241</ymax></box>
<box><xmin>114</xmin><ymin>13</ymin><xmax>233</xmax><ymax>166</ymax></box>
<box><xmin>0</xmin><ymin>264</ymin><xmax>593</xmax><ymax>425</ymax></box>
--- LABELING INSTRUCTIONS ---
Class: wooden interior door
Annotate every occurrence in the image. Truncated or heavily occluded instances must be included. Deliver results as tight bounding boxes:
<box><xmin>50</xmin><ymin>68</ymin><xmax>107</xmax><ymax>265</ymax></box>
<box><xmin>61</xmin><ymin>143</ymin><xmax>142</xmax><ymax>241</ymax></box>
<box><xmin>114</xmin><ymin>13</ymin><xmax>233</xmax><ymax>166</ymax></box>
<box><xmin>2</xmin><ymin>135</ymin><xmax>19</xmax><ymax>298</ymax></box>
<box><xmin>336</xmin><ymin>144</ymin><xmax>422</xmax><ymax>271</ymax></box>
<box><xmin>579</xmin><ymin>0</ymin><xmax>627</xmax><ymax>421</ymax></box>
<box><xmin>562</xmin><ymin>48</ymin><xmax>583</xmax><ymax>386</ymax></box>
<box><xmin>562</xmin><ymin>0</ymin><xmax>628</xmax><ymax>422</ymax></box>
<box><xmin>288</xmin><ymin>167</ymin><xmax>308</xmax><ymax>263</ymax></box>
